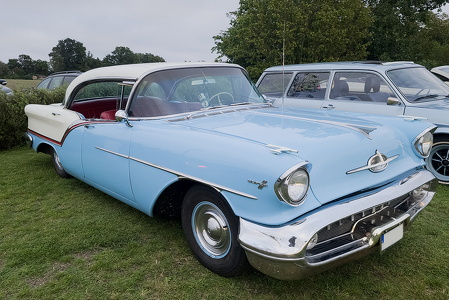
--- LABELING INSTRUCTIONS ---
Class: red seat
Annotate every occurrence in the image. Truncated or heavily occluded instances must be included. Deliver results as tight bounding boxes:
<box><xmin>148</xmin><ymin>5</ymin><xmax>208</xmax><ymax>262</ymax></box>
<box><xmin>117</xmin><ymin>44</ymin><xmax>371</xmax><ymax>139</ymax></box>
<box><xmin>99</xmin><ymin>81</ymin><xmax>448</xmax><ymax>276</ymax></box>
<box><xmin>100</xmin><ymin>109</ymin><xmax>117</xmax><ymax>120</ymax></box>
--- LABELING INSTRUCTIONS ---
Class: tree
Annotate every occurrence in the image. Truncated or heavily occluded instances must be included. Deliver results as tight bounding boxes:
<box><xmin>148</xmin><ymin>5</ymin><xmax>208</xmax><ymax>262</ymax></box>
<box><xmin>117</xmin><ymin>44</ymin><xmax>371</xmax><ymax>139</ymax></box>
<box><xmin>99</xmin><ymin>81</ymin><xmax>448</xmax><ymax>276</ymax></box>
<box><xmin>411</xmin><ymin>12</ymin><xmax>449</xmax><ymax>67</ymax></box>
<box><xmin>6</xmin><ymin>55</ymin><xmax>45</xmax><ymax>78</ymax></box>
<box><xmin>85</xmin><ymin>51</ymin><xmax>103</xmax><ymax>70</ymax></box>
<box><xmin>18</xmin><ymin>54</ymin><xmax>34</xmax><ymax>75</ymax></box>
<box><xmin>136</xmin><ymin>53</ymin><xmax>165</xmax><ymax>63</ymax></box>
<box><xmin>103</xmin><ymin>46</ymin><xmax>138</xmax><ymax>66</ymax></box>
<box><xmin>33</xmin><ymin>60</ymin><xmax>50</xmax><ymax>76</ymax></box>
<box><xmin>0</xmin><ymin>61</ymin><xmax>9</xmax><ymax>77</ymax></box>
<box><xmin>213</xmin><ymin>0</ymin><xmax>372</xmax><ymax>79</ymax></box>
<box><xmin>103</xmin><ymin>47</ymin><xmax>166</xmax><ymax>66</ymax></box>
<box><xmin>49</xmin><ymin>38</ymin><xmax>87</xmax><ymax>72</ymax></box>
<box><xmin>366</xmin><ymin>0</ymin><xmax>449</xmax><ymax>61</ymax></box>
<box><xmin>7</xmin><ymin>59</ymin><xmax>21</xmax><ymax>75</ymax></box>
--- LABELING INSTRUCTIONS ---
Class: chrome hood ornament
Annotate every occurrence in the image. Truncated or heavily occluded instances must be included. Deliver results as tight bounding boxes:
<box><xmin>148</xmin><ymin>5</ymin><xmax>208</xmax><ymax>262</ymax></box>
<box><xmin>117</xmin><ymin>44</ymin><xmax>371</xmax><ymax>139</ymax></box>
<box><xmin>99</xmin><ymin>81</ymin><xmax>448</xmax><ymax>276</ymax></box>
<box><xmin>347</xmin><ymin>150</ymin><xmax>399</xmax><ymax>174</ymax></box>
<box><xmin>266</xmin><ymin>144</ymin><xmax>299</xmax><ymax>155</ymax></box>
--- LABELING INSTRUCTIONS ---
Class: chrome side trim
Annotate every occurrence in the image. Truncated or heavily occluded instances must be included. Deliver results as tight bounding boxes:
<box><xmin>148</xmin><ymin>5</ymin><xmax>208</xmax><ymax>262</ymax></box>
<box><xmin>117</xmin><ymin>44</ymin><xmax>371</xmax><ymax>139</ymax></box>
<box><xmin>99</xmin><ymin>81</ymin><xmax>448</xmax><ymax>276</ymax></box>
<box><xmin>95</xmin><ymin>147</ymin><xmax>258</xmax><ymax>200</ymax></box>
<box><xmin>252</xmin><ymin>111</ymin><xmax>376</xmax><ymax>139</ymax></box>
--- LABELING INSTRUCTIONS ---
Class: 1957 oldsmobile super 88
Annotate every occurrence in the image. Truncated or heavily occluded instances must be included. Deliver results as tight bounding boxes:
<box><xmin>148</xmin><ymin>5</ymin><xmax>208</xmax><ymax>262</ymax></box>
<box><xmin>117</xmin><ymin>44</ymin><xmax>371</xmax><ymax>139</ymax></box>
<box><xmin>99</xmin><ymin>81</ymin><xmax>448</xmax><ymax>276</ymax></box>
<box><xmin>25</xmin><ymin>62</ymin><xmax>437</xmax><ymax>280</ymax></box>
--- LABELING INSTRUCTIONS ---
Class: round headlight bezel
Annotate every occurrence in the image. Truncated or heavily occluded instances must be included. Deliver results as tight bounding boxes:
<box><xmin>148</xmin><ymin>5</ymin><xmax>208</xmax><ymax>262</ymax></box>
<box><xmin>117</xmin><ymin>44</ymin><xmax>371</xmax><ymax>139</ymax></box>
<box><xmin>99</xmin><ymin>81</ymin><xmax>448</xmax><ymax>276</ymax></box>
<box><xmin>275</xmin><ymin>164</ymin><xmax>310</xmax><ymax>206</ymax></box>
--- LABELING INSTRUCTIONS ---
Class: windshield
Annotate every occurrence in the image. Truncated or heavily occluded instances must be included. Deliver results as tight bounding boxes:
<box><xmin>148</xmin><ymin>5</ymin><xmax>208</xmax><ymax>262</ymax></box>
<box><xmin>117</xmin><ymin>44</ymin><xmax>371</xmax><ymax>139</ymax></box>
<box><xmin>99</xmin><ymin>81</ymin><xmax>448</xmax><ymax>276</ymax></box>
<box><xmin>129</xmin><ymin>67</ymin><xmax>265</xmax><ymax>118</ymax></box>
<box><xmin>387</xmin><ymin>67</ymin><xmax>449</xmax><ymax>102</ymax></box>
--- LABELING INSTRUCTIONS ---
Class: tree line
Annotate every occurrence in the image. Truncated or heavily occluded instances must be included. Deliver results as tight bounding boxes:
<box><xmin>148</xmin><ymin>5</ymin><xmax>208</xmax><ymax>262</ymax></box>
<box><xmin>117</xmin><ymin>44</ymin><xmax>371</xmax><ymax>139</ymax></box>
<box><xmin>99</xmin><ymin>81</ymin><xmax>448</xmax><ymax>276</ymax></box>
<box><xmin>0</xmin><ymin>38</ymin><xmax>165</xmax><ymax>79</ymax></box>
<box><xmin>3</xmin><ymin>1</ymin><xmax>449</xmax><ymax>81</ymax></box>
<box><xmin>213</xmin><ymin>0</ymin><xmax>449</xmax><ymax>79</ymax></box>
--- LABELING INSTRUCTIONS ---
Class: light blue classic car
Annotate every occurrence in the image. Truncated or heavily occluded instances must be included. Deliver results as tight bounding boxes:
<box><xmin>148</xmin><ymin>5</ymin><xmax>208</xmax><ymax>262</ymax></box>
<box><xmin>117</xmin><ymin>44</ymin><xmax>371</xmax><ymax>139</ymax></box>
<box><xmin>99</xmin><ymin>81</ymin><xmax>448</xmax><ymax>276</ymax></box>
<box><xmin>25</xmin><ymin>63</ymin><xmax>437</xmax><ymax>280</ymax></box>
<box><xmin>257</xmin><ymin>61</ymin><xmax>449</xmax><ymax>184</ymax></box>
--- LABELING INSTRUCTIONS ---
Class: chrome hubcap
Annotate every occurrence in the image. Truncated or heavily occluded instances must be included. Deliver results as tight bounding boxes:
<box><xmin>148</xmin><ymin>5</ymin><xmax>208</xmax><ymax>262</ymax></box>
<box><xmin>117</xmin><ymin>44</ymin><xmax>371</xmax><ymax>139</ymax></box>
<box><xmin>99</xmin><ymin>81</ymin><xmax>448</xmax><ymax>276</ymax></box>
<box><xmin>192</xmin><ymin>202</ymin><xmax>230</xmax><ymax>258</ymax></box>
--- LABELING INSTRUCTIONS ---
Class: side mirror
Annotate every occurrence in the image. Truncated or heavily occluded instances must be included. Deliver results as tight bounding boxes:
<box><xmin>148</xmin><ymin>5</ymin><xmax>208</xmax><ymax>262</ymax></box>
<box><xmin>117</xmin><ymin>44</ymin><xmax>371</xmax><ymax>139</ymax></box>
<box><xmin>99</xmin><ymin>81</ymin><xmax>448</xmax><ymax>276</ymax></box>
<box><xmin>387</xmin><ymin>97</ymin><xmax>401</xmax><ymax>106</ymax></box>
<box><xmin>115</xmin><ymin>110</ymin><xmax>133</xmax><ymax>127</ymax></box>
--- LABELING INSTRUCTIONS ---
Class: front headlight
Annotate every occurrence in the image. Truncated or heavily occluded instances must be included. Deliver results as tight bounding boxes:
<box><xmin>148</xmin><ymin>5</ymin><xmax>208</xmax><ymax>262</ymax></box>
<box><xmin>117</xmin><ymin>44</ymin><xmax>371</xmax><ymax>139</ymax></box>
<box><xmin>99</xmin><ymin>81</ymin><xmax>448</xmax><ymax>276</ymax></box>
<box><xmin>275</xmin><ymin>166</ymin><xmax>310</xmax><ymax>206</ymax></box>
<box><xmin>414</xmin><ymin>130</ymin><xmax>434</xmax><ymax>157</ymax></box>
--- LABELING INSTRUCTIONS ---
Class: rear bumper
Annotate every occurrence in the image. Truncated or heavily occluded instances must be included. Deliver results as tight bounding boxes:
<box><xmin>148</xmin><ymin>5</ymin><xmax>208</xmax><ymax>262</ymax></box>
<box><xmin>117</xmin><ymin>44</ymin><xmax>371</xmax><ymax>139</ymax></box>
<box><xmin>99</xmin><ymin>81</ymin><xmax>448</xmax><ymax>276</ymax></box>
<box><xmin>238</xmin><ymin>169</ymin><xmax>437</xmax><ymax>280</ymax></box>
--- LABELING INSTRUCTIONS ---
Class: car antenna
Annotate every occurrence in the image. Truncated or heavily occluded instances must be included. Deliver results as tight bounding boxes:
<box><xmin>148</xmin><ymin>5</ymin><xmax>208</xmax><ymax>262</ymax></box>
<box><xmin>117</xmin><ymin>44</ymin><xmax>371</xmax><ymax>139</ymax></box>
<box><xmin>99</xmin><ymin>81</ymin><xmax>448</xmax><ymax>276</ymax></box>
<box><xmin>281</xmin><ymin>21</ymin><xmax>286</xmax><ymax>112</ymax></box>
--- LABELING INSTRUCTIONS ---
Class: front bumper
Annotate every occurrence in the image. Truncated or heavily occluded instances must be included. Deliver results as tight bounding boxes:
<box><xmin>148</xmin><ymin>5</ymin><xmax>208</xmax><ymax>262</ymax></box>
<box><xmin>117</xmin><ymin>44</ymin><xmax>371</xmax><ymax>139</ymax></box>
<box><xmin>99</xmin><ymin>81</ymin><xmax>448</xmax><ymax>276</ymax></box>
<box><xmin>238</xmin><ymin>169</ymin><xmax>437</xmax><ymax>280</ymax></box>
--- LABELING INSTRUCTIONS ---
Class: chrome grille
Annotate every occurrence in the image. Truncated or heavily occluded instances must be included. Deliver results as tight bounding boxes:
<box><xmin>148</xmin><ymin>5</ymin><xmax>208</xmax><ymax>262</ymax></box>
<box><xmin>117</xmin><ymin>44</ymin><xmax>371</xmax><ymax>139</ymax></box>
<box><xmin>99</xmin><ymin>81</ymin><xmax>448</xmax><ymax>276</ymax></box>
<box><xmin>305</xmin><ymin>192</ymin><xmax>418</xmax><ymax>262</ymax></box>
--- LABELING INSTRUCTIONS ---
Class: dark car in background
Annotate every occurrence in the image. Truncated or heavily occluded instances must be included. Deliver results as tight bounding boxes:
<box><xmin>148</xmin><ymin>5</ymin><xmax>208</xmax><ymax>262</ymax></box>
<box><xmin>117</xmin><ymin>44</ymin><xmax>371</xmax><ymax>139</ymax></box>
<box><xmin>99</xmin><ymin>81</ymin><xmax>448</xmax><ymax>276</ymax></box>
<box><xmin>36</xmin><ymin>71</ymin><xmax>82</xmax><ymax>90</ymax></box>
<box><xmin>0</xmin><ymin>79</ymin><xmax>13</xmax><ymax>95</ymax></box>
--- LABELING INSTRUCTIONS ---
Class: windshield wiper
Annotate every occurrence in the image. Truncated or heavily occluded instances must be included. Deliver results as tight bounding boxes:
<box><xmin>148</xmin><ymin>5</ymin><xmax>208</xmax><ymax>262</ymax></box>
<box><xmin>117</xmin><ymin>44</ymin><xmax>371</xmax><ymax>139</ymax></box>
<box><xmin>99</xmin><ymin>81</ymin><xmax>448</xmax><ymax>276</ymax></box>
<box><xmin>230</xmin><ymin>102</ymin><xmax>272</xmax><ymax>107</ymax></box>
<box><xmin>411</xmin><ymin>94</ymin><xmax>439</xmax><ymax>102</ymax></box>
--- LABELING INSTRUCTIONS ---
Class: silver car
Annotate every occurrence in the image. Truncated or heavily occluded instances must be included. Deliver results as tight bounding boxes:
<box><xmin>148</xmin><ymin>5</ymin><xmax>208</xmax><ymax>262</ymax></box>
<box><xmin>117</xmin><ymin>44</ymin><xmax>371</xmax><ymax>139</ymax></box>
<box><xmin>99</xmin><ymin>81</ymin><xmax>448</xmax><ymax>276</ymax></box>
<box><xmin>257</xmin><ymin>61</ymin><xmax>449</xmax><ymax>183</ymax></box>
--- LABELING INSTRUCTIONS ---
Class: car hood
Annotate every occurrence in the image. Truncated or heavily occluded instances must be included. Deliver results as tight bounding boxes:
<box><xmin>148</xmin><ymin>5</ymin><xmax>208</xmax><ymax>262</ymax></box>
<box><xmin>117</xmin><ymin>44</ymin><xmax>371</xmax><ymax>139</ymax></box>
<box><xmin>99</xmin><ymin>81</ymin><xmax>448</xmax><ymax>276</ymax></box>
<box><xmin>166</xmin><ymin>106</ymin><xmax>430</xmax><ymax>206</ymax></box>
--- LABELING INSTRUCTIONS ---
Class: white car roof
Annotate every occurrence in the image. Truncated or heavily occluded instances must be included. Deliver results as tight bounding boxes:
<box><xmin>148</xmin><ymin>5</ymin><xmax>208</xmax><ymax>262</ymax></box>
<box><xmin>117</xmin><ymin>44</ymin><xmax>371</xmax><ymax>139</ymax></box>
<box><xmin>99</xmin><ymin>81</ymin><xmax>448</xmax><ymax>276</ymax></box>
<box><xmin>262</xmin><ymin>61</ymin><xmax>423</xmax><ymax>73</ymax></box>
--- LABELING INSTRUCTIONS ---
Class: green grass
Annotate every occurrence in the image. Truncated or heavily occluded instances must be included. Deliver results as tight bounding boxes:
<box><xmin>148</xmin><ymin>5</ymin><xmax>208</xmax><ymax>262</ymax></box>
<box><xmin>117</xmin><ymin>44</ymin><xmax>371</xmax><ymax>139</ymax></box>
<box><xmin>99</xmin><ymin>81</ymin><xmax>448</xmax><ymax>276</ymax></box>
<box><xmin>2</xmin><ymin>79</ymin><xmax>39</xmax><ymax>90</ymax></box>
<box><xmin>1</xmin><ymin>147</ymin><xmax>448</xmax><ymax>299</ymax></box>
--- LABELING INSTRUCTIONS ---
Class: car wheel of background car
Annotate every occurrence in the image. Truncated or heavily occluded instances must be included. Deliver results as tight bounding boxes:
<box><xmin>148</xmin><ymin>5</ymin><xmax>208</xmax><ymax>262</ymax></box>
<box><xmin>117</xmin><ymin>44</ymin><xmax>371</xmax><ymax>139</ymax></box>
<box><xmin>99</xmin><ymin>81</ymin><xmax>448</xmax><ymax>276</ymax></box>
<box><xmin>427</xmin><ymin>139</ymin><xmax>449</xmax><ymax>184</ymax></box>
<box><xmin>181</xmin><ymin>185</ymin><xmax>248</xmax><ymax>277</ymax></box>
<box><xmin>208</xmin><ymin>92</ymin><xmax>234</xmax><ymax>106</ymax></box>
<box><xmin>51</xmin><ymin>148</ymin><xmax>71</xmax><ymax>178</ymax></box>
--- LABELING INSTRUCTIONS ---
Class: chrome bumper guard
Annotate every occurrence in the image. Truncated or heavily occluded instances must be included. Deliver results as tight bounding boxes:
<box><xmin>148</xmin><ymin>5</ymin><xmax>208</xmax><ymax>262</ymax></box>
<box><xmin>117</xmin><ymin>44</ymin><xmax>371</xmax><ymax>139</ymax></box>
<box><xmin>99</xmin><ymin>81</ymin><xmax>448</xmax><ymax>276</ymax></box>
<box><xmin>238</xmin><ymin>170</ymin><xmax>437</xmax><ymax>280</ymax></box>
<box><xmin>24</xmin><ymin>132</ymin><xmax>33</xmax><ymax>148</ymax></box>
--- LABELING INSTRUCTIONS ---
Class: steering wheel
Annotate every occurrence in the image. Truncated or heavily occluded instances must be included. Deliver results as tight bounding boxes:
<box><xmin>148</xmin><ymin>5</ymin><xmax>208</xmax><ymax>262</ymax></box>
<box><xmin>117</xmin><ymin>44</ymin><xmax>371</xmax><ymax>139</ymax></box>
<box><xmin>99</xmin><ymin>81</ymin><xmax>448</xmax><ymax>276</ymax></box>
<box><xmin>208</xmin><ymin>92</ymin><xmax>234</xmax><ymax>106</ymax></box>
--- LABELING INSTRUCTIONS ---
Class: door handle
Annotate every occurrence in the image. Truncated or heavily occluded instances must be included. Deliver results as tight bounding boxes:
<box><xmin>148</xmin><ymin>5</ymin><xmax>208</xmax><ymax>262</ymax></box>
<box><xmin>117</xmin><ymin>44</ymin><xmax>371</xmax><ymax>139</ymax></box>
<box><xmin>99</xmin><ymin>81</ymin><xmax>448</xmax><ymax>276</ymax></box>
<box><xmin>84</xmin><ymin>124</ymin><xmax>96</xmax><ymax>129</ymax></box>
<box><xmin>322</xmin><ymin>104</ymin><xmax>334</xmax><ymax>110</ymax></box>
<box><xmin>52</xmin><ymin>112</ymin><xmax>60</xmax><ymax>116</ymax></box>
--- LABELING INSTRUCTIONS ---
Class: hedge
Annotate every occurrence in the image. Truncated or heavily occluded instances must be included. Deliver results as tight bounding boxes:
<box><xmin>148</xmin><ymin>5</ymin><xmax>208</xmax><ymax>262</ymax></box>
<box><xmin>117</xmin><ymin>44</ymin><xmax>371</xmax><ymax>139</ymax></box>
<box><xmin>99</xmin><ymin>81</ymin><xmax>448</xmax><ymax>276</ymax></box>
<box><xmin>0</xmin><ymin>88</ymin><xmax>66</xmax><ymax>150</ymax></box>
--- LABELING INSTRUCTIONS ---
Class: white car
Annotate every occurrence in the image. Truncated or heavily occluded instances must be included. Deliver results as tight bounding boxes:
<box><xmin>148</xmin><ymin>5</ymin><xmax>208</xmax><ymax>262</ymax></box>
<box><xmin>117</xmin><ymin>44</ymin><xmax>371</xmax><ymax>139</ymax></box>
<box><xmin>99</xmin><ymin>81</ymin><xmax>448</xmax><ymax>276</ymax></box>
<box><xmin>257</xmin><ymin>61</ymin><xmax>449</xmax><ymax>183</ymax></box>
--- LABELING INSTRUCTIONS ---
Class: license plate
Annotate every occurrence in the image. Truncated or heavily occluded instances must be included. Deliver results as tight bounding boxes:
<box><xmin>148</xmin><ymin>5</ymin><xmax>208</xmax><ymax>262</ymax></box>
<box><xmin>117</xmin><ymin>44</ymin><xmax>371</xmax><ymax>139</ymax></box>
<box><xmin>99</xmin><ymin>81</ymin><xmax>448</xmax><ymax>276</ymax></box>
<box><xmin>381</xmin><ymin>223</ymin><xmax>404</xmax><ymax>251</ymax></box>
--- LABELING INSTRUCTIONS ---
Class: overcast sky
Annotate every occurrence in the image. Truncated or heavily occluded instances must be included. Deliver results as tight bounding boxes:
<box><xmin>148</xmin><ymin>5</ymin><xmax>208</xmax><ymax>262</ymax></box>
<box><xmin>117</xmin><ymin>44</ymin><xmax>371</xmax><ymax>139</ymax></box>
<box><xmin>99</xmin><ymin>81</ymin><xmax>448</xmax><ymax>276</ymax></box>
<box><xmin>1</xmin><ymin>0</ymin><xmax>240</xmax><ymax>64</ymax></box>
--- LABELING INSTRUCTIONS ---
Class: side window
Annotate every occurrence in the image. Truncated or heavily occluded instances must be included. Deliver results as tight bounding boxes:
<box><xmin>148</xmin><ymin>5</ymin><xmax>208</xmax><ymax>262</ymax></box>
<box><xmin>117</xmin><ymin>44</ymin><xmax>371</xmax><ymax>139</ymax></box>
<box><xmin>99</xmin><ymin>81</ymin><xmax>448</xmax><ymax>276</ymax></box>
<box><xmin>330</xmin><ymin>72</ymin><xmax>395</xmax><ymax>103</ymax></box>
<box><xmin>73</xmin><ymin>82</ymin><xmax>122</xmax><ymax>101</ymax></box>
<box><xmin>62</xmin><ymin>76</ymin><xmax>76</xmax><ymax>86</ymax></box>
<box><xmin>48</xmin><ymin>76</ymin><xmax>64</xmax><ymax>90</ymax></box>
<box><xmin>287</xmin><ymin>72</ymin><xmax>329</xmax><ymax>99</ymax></box>
<box><xmin>37</xmin><ymin>77</ymin><xmax>51</xmax><ymax>89</ymax></box>
<box><xmin>69</xmin><ymin>81</ymin><xmax>130</xmax><ymax>119</ymax></box>
<box><xmin>257</xmin><ymin>73</ymin><xmax>293</xmax><ymax>98</ymax></box>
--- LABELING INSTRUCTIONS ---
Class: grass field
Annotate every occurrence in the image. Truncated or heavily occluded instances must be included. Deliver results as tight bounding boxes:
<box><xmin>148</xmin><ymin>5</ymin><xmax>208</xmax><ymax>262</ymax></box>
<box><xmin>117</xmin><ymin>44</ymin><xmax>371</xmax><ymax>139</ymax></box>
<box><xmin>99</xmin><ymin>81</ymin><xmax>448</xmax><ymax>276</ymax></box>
<box><xmin>2</xmin><ymin>79</ymin><xmax>39</xmax><ymax>90</ymax></box>
<box><xmin>1</xmin><ymin>147</ymin><xmax>448</xmax><ymax>299</ymax></box>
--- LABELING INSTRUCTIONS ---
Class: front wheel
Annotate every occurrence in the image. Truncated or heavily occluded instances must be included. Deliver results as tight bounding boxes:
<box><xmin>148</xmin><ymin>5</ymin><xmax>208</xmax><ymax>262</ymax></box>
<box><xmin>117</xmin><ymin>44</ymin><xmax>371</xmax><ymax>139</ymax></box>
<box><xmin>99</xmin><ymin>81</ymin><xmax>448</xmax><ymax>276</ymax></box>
<box><xmin>51</xmin><ymin>148</ymin><xmax>71</xmax><ymax>178</ymax></box>
<box><xmin>426</xmin><ymin>140</ymin><xmax>449</xmax><ymax>184</ymax></box>
<box><xmin>181</xmin><ymin>185</ymin><xmax>248</xmax><ymax>277</ymax></box>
